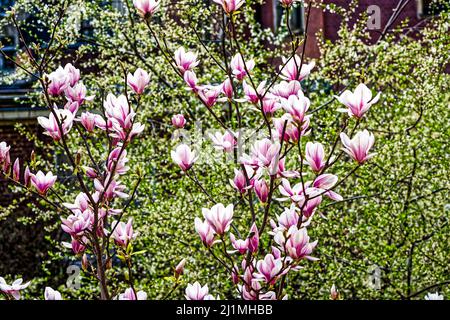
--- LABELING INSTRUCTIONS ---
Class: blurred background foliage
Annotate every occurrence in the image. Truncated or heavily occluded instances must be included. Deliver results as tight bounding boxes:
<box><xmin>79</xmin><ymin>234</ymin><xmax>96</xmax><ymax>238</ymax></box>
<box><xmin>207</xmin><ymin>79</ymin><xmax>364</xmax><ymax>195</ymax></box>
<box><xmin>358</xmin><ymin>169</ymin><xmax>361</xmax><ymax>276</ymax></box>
<box><xmin>0</xmin><ymin>0</ymin><xmax>448</xmax><ymax>299</ymax></box>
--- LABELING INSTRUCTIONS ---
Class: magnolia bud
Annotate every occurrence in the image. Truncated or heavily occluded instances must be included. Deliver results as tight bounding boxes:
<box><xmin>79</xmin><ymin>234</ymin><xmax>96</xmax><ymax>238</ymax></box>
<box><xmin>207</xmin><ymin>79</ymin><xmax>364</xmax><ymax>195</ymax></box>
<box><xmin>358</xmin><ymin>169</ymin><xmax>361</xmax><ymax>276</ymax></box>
<box><xmin>24</xmin><ymin>166</ymin><xmax>31</xmax><ymax>187</ymax></box>
<box><xmin>231</xmin><ymin>266</ymin><xmax>239</xmax><ymax>284</ymax></box>
<box><xmin>248</xmin><ymin>223</ymin><xmax>259</xmax><ymax>253</ymax></box>
<box><xmin>12</xmin><ymin>158</ymin><xmax>20</xmax><ymax>182</ymax></box>
<box><xmin>330</xmin><ymin>284</ymin><xmax>339</xmax><ymax>300</ymax></box>
<box><xmin>82</xmin><ymin>166</ymin><xmax>97</xmax><ymax>179</ymax></box>
<box><xmin>82</xmin><ymin>254</ymin><xmax>89</xmax><ymax>271</ymax></box>
<box><xmin>254</xmin><ymin>179</ymin><xmax>269</xmax><ymax>203</ymax></box>
<box><xmin>175</xmin><ymin>258</ymin><xmax>186</xmax><ymax>278</ymax></box>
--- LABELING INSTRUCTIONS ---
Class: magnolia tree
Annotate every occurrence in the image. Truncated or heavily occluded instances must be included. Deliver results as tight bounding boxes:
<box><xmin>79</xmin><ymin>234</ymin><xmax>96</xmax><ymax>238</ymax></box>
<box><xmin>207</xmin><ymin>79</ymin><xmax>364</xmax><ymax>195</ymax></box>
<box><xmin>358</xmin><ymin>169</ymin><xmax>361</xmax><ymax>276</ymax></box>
<box><xmin>4</xmin><ymin>0</ymin><xmax>438</xmax><ymax>300</ymax></box>
<box><xmin>164</xmin><ymin>0</ymin><xmax>378</xmax><ymax>300</ymax></box>
<box><xmin>0</xmin><ymin>61</ymin><xmax>150</xmax><ymax>299</ymax></box>
<box><xmin>0</xmin><ymin>2</ymin><xmax>153</xmax><ymax>299</ymax></box>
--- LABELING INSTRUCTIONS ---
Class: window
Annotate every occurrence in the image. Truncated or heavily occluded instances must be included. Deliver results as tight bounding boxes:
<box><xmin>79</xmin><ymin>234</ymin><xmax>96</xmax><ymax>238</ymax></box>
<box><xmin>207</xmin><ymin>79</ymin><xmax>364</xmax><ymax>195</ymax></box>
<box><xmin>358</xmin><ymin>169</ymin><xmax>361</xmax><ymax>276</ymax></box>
<box><xmin>0</xmin><ymin>0</ymin><xmax>14</xmax><ymax>13</ymax></box>
<box><xmin>274</xmin><ymin>2</ymin><xmax>305</xmax><ymax>35</ymax></box>
<box><xmin>0</xmin><ymin>25</ymin><xmax>18</xmax><ymax>72</ymax></box>
<box><xmin>417</xmin><ymin>0</ymin><xmax>447</xmax><ymax>18</ymax></box>
<box><xmin>0</xmin><ymin>0</ymin><xmax>18</xmax><ymax>73</ymax></box>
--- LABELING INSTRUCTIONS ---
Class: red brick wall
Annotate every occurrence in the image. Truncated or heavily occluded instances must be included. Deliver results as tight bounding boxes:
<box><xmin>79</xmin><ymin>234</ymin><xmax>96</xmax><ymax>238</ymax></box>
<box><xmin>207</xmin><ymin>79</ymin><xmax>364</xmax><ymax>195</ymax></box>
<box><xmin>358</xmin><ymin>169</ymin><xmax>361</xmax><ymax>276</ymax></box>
<box><xmin>321</xmin><ymin>0</ymin><xmax>420</xmax><ymax>41</ymax></box>
<box><xmin>259</xmin><ymin>0</ymin><xmax>422</xmax><ymax>58</ymax></box>
<box><xmin>0</xmin><ymin>122</ymin><xmax>57</xmax><ymax>277</ymax></box>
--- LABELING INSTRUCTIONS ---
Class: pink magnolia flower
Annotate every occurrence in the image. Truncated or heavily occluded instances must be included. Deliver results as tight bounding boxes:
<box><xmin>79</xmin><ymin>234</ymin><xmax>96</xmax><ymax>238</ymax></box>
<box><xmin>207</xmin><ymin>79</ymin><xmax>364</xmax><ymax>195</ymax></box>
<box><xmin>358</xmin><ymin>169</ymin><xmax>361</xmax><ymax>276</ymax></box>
<box><xmin>272</xmin><ymin>206</ymin><xmax>299</xmax><ymax>232</ymax></box>
<box><xmin>44</xmin><ymin>287</ymin><xmax>63</xmax><ymax>300</ymax></box>
<box><xmin>280</xmin><ymin>55</ymin><xmax>315</xmax><ymax>81</ymax></box>
<box><xmin>171</xmin><ymin>144</ymin><xmax>197</xmax><ymax>171</ymax></box>
<box><xmin>61</xmin><ymin>210</ymin><xmax>91</xmax><ymax>236</ymax></box>
<box><xmin>37</xmin><ymin>108</ymin><xmax>74</xmax><ymax>141</ymax></box>
<box><xmin>242</xmin><ymin>80</ymin><xmax>265</xmax><ymax>104</ymax></box>
<box><xmin>82</xmin><ymin>166</ymin><xmax>98</xmax><ymax>179</ymax></box>
<box><xmin>213</xmin><ymin>0</ymin><xmax>244</xmax><ymax>14</ymax></box>
<box><xmin>112</xmin><ymin>218</ymin><xmax>137</xmax><ymax>248</ymax></box>
<box><xmin>202</xmin><ymin>203</ymin><xmax>234</xmax><ymax>235</ymax></box>
<box><xmin>276</xmin><ymin>158</ymin><xmax>300</xmax><ymax>178</ymax></box>
<box><xmin>64</xmin><ymin>63</ymin><xmax>80</xmax><ymax>87</ymax></box>
<box><xmin>107</xmin><ymin>147</ymin><xmax>130</xmax><ymax>175</ymax></box>
<box><xmin>171</xmin><ymin>114</ymin><xmax>186</xmax><ymax>128</ymax></box>
<box><xmin>248</xmin><ymin>222</ymin><xmax>259</xmax><ymax>253</ymax></box>
<box><xmin>0</xmin><ymin>277</ymin><xmax>31</xmax><ymax>300</ymax></box>
<box><xmin>65</xmin><ymin>82</ymin><xmax>94</xmax><ymax>104</ymax></box>
<box><xmin>283</xmin><ymin>226</ymin><xmax>318</xmax><ymax>260</ymax></box>
<box><xmin>272</xmin><ymin>80</ymin><xmax>301</xmax><ymax>99</ymax></box>
<box><xmin>127</xmin><ymin>68</ymin><xmax>150</xmax><ymax>94</ymax></box>
<box><xmin>313</xmin><ymin>174</ymin><xmax>338</xmax><ymax>190</ymax></box>
<box><xmin>230</xmin><ymin>53</ymin><xmax>254</xmax><ymax>81</ymax></box>
<box><xmin>118</xmin><ymin>288</ymin><xmax>147</xmax><ymax>300</ymax></box>
<box><xmin>64</xmin><ymin>101</ymin><xmax>80</xmax><ymax>114</ymax></box>
<box><xmin>63</xmin><ymin>192</ymin><xmax>91</xmax><ymax>214</ymax></box>
<box><xmin>231</xmin><ymin>266</ymin><xmax>240</xmax><ymax>284</ymax></box>
<box><xmin>184</xmin><ymin>70</ymin><xmax>199</xmax><ymax>92</ymax></box>
<box><xmin>221</xmin><ymin>78</ymin><xmax>234</xmax><ymax>100</ymax></box>
<box><xmin>130</xmin><ymin>123</ymin><xmax>146</xmax><ymax>140</ymax></box>
<box><xmin>174</xmin><ymin>47</ymin><xmax>199</xmax><ymax>74</ymax></box>
<box><xmin>229</xmin><ymin>233</ymin><xmax>249</xmax><ymax>254</ymax></box>
<box><xmin>278</xmin><ymin>178</ymin><xmax>302</xmax><ymax>202</ymax></box>
<box><xmin>277</xmin><ymin>179</ymin><xmax>321</xmax><ymax>205</ymax></box>
<box><xmin>47</xmin><ymin>66</ymin><xmax>69</xmax><ymax>96</ymax></box>
<box><xmin>94</xmin><ymin>178</ymin><xmax>128</xmax><ymax>200</ymax></box>
<box><xmin>280</xmin><ymin>91</ymin><xmax>310</xmax><ymax>124</ymax></box>
<box><xmin>340</xmin><ymin>130</ymin><xmax>376</xmax><ymax>164</ymax></box>
<box><xmin>12</xmin><ymin>158</ymin><xmax>20</xmax><ymax>182</ymax></box>
<box><xmin>24</xmin><ymin>166</ymin><xmax>31</xmax><ymax>187</ymax></box>
<box><xmin>254</xmin><ymin>254</ymin><xmax>287</xmax><ymax>285</ymax></box>
<box><xmin>194</xmin><ymin>217</ymin><xmax>216</xmax><ymax>247</ymax></box>
<box><xmin>62</xmin><ymin>237</ymin><xmax>87</xmax><ymax>254</ymax></box>
<box><xmin>133</xmin><ymin>0</ymin><xmax>160</xmax><ymax>17</ymax></box>
<box><xmin>262</xmin><ymin>97</ymin><xmax>281</xmax><ymax>116</ymax></box>
<box><xmin>78</xmin><ymin>111</ymin><xmax>100</xmax><ymax>132</ymax></box>
<box><xmin>104</xmin><ymin>93</ymin><xmax>135</xmax><ymax>130</ymax></box>
<box><xmin>240</xmin><ymin>274</ymin><xmax>263</xmax><ymax>300</ymax></box>
<box><xmin>241</xmin><ymin>262</ymin><xmax>256</xmax><ymax>282</ymax></box>
<box><xmin>336</xmin><ymin>83</ymin><xmax>381</xmax><ymax>119</ymax></box>
<box><xmin>111</xmin><ymin>122</ymin><xmax>145</xmax><ymax>142</ymax></box>
<box><xmin>31</xmin><ymin>171</ymin><xmax>57</xmax><ymax>195</ymax></box>
<box><xmin>302</xmin><ymin>195</ymin><xmax>322</xmax><ymax>218</ymax></box>
<box><xmin>209</xmin><ymin>130</ymin><xmax>237</xmax><ymax>152</ymax></box>
<box><xmin>272</xmin><ymin>245</ymin><xmax>282</xmax><ymax>259</ymax></box>
<box><xmin>185</xmin><ymin>282</ymin><xmax>215</xmax><ymax>300</ymax></box>
<box><xmin>305</xmin><ymin>142</ymin><xmax>326</xmax><ymax>172</ymax></box>
<box><xmin>230</xmin><ymin>168</ymin><xmax>252</xmax><ymax>193</ymax></box>
<box><xmin>254</xmin><ymin>179</ymin><xmax>269</xmax><ymax>203</ymax></box>
<box><xmin>260</xmin><ymin>291</ymin><xmax>281</xmax><ymax>300</ymax></box>
<box><xmin>0</xmin><ymin>141</ymin><xmax>11</xmax><ymax>171</ymax></box>
<box><xmin>199</xmin><ymin>85</ymin><xmax>222</xmax><ymax>108</ymax></box>
<box><xmin>273</xmin><ymin>115</ymin><xmax>302</xmax><ymax>143</ymax></box>
<box><xmin>247</xmin><ymin>138</ymin><xmax>281</xmax><ymax>170</ymax></box>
